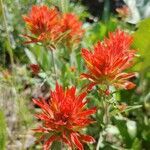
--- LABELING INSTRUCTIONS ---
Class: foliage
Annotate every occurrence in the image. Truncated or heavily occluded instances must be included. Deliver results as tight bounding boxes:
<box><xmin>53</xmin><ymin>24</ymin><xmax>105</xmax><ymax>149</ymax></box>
<box><xmin>0</xmin><ymin>0</ymin><xmax>150</xmax><ymax>149</ymax></box>
<box><xmin>133</xmin><ymin>18</ymin><xmax>150</xmax><ymax>69</ymax></box>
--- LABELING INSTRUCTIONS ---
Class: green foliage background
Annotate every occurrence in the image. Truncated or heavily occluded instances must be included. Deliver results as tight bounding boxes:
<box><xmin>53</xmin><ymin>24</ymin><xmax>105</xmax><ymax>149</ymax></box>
<box><xmin>0</xmin><ymin>0</ymin><xmax>150</xmax><ymax>149</ymax></box>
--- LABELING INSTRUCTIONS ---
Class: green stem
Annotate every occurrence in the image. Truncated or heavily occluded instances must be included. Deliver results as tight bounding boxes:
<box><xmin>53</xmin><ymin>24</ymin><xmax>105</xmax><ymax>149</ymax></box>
<box><xmin>96</xmin><ymin>88</ymin><xmax>110</xmax><ymax>150</ymax></box>
<box><xmin>103</xmin><ymin>98</ymin><xmax>110</xmax><ymax>125</ymax></box>
<box><xmin>101</xmin><ymin>92</ymin><xmax>110</xmax><ymax>125</ymax></box>
<box><xmin>0</xmin><ymin>0</ymin><xmax>14</xmax><ymax>66</ymax></box>
<box><xmin>96</xmin><ymin>131</ymin><xmax>103</xmax><ymax>150</ymax></box>
<box><xmin>102</xmin><ymin>0</ymin><xmax>110</xmax><ymax>23</ymax></box>
<box><xmin>50</xmin><ymin>49</ymin><xmax>57</xmax><ymax>82</ymax></box>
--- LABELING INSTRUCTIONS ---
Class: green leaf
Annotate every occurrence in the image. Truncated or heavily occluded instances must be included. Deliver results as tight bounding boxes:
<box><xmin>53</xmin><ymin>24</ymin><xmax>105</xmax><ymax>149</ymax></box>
<box><xmin>114</xmin><ymin>118</ymin><xmax>133</xmax><ymax>148</ymax></box>
<box><xmin>132</xmin><ymin>18</ymin><xmax>150</xmax><ymax>69</ymax></box>
<box><xmin>24</xmin><ymin>48</ymin><xmax>37</xmax><ymax>64</ymax></box>
<box><xmin>38</xmin><ymin>72</ymin><xmax>47</xmax><ymax>79</ymax></box>
<box><xmin>0</xmin><ymin>0</ymin><xmax>2</xmax><ymax>17</ymax></box>
<box><xmin>0</xmin><ymin>110</ymin><xmax>7</xmax><ymax>150</ymax></box>
<box><xmin>30</xmin><ymin>45</ymin><xmax>52</xmax><ymax>71</ymax></box>
<box><xmin>41</xmin><ymin>50</ymin><xmax>51</xmax><ymax>71</ymax></box>
<box><xmin>131</xmin><ymin>138</ymin><xmax>142</xmax><ymax>150</ymax></box>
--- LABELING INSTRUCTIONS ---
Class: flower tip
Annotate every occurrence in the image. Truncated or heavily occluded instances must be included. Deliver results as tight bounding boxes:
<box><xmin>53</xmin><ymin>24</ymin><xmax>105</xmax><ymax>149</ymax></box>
<box><xmin>90</xmin><ymin>138</ymin><xmax>96</xmax><ymax>143</ymax></box>
<box><xmin>134</xmin><ymin>72</ymin><xmax>139</xmax><ymax>78</ymax></box>
<box><xmin>80</xmin><ymin>74</ymin><xmax>84</xmax><ymax>78</ymax></box>
<box><xmin>104</xmin><ymin>89</ymin><xmax>110</xmax><ymax>96</ymax></box>
<box><xmin>125</xmin><ymin>82</ymin><xmax>136</xmax><ymax>90</ymax></box>
<box><xmin>32</xmin><ymin>98</ymin><xmax>38</xmax><ymax>104</ymax></box>
<box><xmin>29</xmin><ymin>64</ymin><xmax>40</xmax><ymax>75</ymax></box>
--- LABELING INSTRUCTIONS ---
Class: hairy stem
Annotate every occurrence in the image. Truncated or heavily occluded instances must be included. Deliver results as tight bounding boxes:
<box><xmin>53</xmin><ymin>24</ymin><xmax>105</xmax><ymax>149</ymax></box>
<box><xmin>96</xmin><ymin>131</ymin><xmax>103</xmax><ymax>150</ymax></box>
<box><xmin>96</xmin><ymin>88</ymin><xmax>110</xmax><ymax>150</ymax></box>
<box><xmin>50</xmin><ymin>49</ymin><xmax>57</xmax><ymax>82</ymax></box>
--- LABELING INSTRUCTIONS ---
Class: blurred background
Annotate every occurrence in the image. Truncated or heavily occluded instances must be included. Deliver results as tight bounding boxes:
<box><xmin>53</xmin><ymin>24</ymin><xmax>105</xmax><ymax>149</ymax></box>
<box><xmin>0</xmin><ymin>0</ymin><xmax>150</xmax><ymax>149</ymax></box>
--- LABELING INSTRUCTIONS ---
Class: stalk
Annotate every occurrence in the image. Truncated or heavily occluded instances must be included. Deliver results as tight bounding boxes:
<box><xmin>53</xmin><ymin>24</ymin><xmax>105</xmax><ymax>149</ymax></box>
<box><xmin>102</xmin><ymin>0</ymin><xmax>110</xmax><ymax>23</ymax></box>
<box><xmin>103</xmin><ymin>98</ymin><xmax>110</xmax><ymax>125</ymax></box>
<box><xmin>0</xmin><ymin>0</ymin><xmax>14</xmax><ymax>66</ymax></box>
<box><xmin>49</xmin><ymin>47</ymin><xmax>57</xmax><ymax>82</ymax></box>
<box><xmin>96</xmin><ymin>87</ymin><xmax>110</xmax><ymax>150</ymax></box>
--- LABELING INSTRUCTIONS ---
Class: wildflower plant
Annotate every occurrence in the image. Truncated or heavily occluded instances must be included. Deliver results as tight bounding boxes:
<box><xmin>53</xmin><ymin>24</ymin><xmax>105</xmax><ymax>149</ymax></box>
<box><xmin>23</xmin><ymin>5</ymin><xmax>84</xmax><ymax>50</ymax></box>
<box><xmin>22</xmin><ymin>3</ymin><xmax>140</xmax><ymax>150</ymax></box>
<box><xmin>23</xmin><ymin>5</ymin><xmax>62</xmax><ymax>45</ymax></box>
<box><xmin>1</xmin><ymin>0</ymin><xmax>149</xmax><ymax>149</ymax></box>
<box><xmin>33</xmin><ymin>83</ymin><xmax>96</xmax><ymax>150</ymax></box>
<box><xmin>80</xmin><ymin>30</ymin><xmax>138</xmax><ymax>150</ymax></box>
<box><xmin>23</xmin><ymin>4</ymin><xmax>85</xmax><ymax>82</ymax></box>
<box><xmin>81</xmin><ymin>30</ymin><xmax>136</xmax><ymax>90</ymax></box>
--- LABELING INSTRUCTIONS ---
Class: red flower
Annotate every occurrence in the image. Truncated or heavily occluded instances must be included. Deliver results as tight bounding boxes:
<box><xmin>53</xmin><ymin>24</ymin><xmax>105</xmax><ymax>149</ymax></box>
<box><xmin>61</xmin><ymin>13</ymin><xmax>84</xmax><ymax>49</ymax></box>
<box><xmin>23</xmin><ymin>5</ymin><xmax>61</xmax><ymax>44</ymax></box>
<box><xmin>33</xmin><ymin>83</ymin><xmax>96</xmax><ymax>150</ymax></box>
<box><xmin>81</xmin><ymin>30</ymin><xmax>136</xmax><ymax>90</ymax></box>
<box><xmin>29</xmin><ymin>64</ymin><xmax>40</xmax><ymax>75</ymax></box>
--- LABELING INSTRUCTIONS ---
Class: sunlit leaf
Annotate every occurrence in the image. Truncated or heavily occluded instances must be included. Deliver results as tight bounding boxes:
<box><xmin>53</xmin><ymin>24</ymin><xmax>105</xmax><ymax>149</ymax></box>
<box><xmin>132</xmin><ymin>18</ymin><xmax>150</xmax><ymax>69</ymax></box>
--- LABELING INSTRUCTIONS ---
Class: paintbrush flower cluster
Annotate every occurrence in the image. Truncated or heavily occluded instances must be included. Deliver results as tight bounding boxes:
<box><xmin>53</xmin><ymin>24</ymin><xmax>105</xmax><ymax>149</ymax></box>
<box><xmin>81</xmin><ymin>30</ymin><xmax>136</xmax><ymax>90</ymax></box>
<box><xmin>23</xmin><ymin>4</ymin><xmax>137</xmax><ymax>150</ymax></box>
<box><xmin>23</xmin><ymin>5</ymin><xmax>84</xmax><ymax>48</ymax></box>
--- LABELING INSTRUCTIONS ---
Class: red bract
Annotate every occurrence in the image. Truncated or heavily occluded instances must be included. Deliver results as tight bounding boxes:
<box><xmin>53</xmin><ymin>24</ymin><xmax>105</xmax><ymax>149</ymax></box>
<box><xmin>81</xmin><ymin>30</ymin><xmax>136</xmax><ymax>90</ymax></box>
<box><xmin>23</xmin><ymin>5</ymin><xmax>61</xmax><ymax>44</ymax></box>
<box><xmin>61</xmin><ymin>13</ymin><xmax>84</xmax><ymax>49</ymax></box>
<box><xmin>33</xmin><ymin>83</ymin><xmax>96</xmax><ymax>150</ymax></box>
<box><xmin>29</xmin><ymin>64</ymin><xmax>40</xmax><ymax>75</ymax></box>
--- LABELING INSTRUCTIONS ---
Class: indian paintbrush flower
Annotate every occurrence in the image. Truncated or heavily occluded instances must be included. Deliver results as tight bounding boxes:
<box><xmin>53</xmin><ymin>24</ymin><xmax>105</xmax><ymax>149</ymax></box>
<box><xmin>33</xmin><ymin>83</ymin><xmax>96</xmax><ymax>150</ymax></box>
<box><xmin>61</xmin><ymin>13</ymin><xmax>84</xmax><ymax>50</ymax></box>
<box><xmin>23</xmin><ymin>6</ymin><xmax>84</xmax><ymax>50</ymax></box>
<box><xmin>81</xmin><ymin>30</ymin><xmax>136</xmax><ymax>90</ymax></box>
<box><xmin>23</xmin><ymin>5</ymin><xmax>61</xmax><ymax>45</ymax></box>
